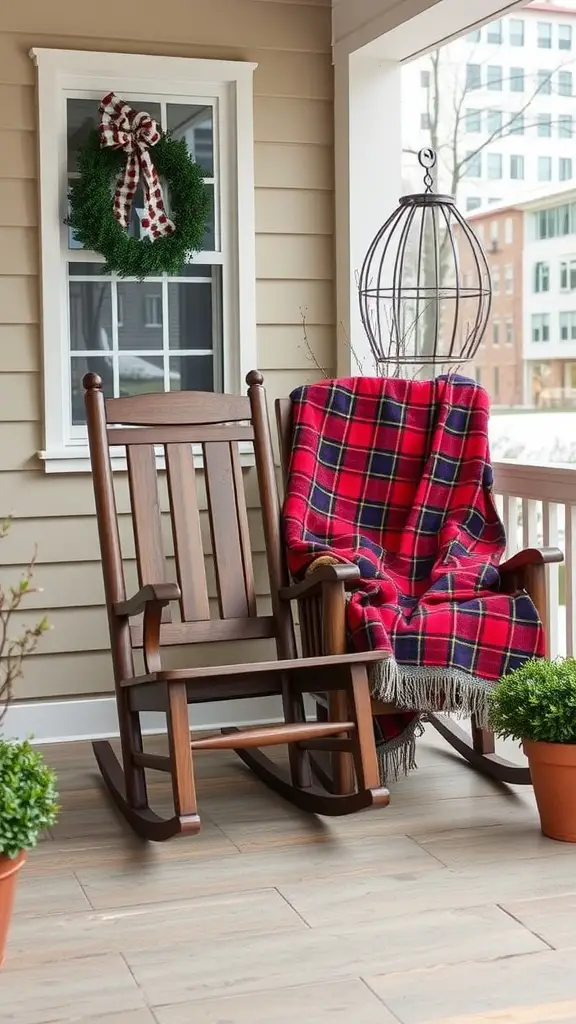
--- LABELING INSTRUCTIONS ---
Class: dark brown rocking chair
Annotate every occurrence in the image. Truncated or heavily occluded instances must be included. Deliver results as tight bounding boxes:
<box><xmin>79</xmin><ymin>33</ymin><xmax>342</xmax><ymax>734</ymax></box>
<box><xmin>275</xmin><ymin>398</ymin><xmax>564</xmax><ymax>794</ymax></box>
<box><xmin>83</xmin><ymin>370</ymin><xmax>389</xmax><ymax>841</ymax></box>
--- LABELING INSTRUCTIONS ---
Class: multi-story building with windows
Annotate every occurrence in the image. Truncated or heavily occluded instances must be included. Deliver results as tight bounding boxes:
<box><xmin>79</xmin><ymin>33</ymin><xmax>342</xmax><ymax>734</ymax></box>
<box><xmin>402</xmin><ymin>1</ymin><xmax>576</xmax><ymax>211</ymax></box>
<box><xmin>465</xmin><ymin>182</ymin><xmax>576</xmax><ymax>407</ymax></box>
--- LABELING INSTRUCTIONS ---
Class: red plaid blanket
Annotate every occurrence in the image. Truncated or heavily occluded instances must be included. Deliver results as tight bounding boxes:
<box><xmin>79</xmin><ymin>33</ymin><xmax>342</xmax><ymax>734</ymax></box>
<box><xmin>283</xmin><ymin>375</ymin><xmax>544</xmax><ymax>779</ymax></box>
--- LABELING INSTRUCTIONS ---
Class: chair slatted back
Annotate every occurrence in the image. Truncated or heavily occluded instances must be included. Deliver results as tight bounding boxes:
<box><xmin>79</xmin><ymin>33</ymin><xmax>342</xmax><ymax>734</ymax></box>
<box><xmin>84</xmin><ymin>375</ymin><xmax>291</xmax><ymax>680</ymax></box>
<box><xmin>275</xmin><ymin>399</ymin><xmax>293</xmax><ymax>486</ymax></box>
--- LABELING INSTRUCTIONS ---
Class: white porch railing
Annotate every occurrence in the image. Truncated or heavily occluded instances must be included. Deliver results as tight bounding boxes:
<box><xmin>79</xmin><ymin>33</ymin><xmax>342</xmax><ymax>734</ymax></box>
<box><xmin>493</xmin><ymin>462</ymin><xmax>576</xmax><ymax>659</ymax></box>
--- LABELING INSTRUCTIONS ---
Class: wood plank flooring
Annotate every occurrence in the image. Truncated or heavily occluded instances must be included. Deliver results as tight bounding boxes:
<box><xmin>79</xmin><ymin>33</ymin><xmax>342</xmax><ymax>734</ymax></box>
<box><xmin>2</xmin><ymin>726</ymin><xmax>576</xmax><ymax>1023</ymax></box>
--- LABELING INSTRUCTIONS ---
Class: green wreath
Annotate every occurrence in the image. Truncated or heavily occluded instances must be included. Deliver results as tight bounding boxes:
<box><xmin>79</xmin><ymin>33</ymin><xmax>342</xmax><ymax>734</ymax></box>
<box><xmin>67</xmin><ymin>131</ymin><xmax>212</xmax><ymax>279</ymax></box>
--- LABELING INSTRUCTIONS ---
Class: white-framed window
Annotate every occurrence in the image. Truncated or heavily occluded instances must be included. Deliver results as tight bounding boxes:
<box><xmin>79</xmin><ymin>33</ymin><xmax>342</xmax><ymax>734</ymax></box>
<box><xmin>487</xmin><ymin>20</ymin><xmax>502</xmax><ymax>45</ymax></box>
<box><xmin>560</xmin><ymin>258</ymin><xmax>576</xmax><ymax>291</ymax></box>
<box><xmin>492</xmin><ymin>320</ymin><xmax>500</xmax><ymax>346</ymax></box>
<box><xmin>537</xmin><ymin>22</ymin><xmax>552</xmax><ymax>49</ymax></box>
<box><xmin>509</xmin><ymin>20</ymin><xmax>524</xmax><ymax>47</ymax></box>
<box><xmin>560</xmin><ymin>311</ymin><xmax>576</xmax><ymax>342</ymax></box>
<box><xmin>505</xmin><ymin>318</ymin><xmax>513</xmax><ymax>346</ymax></box>
<box><xmin>510</xmin><ymin>68</ymin><xmax>524</xmax><ymax>93</ymax></box>
<box><xmin>560</xmin><ymin>158</ymin><xmax>573</xmax><ymax>182</ymax></box>
<box><xmin>492</xmin><ymin>266</ymin><xmax>500</xmax><ymax>295</ymax></box>
<box><xmin>559</xmin><ymin>24</ymin><xmax>573</xmax><ymax>52</ymax></box>
<box><xmin>504</xmin><ymin>264</ymin><xmax>513</xmax><ymax>294</ymax></box>
<box><xmin>538</xmin><ymin>156</ymin><xmax>553</xmax><ymax>182</ymax></box>
<box><xmin>559</xmin><ymin>114</ymin><xmax>573</xmax><ymax>139</ymax></box>
<box><xmin>533</xmin><ymin>261</ymin><xmax>550</xmax><ymax>293</ymax></box>
<box><xmin>510</xmin><ymin>155</ymin><xmax>524</xmax><ymax>180</ymax></box>
<box><xmin>465</xmin><ymin>109</ymin><xmax>482</xmax><ymax>133</ymax></box>
<box><xmin>32</xmin><ymin>48</ymin><xmax>257</xmax><ymax>472</ymax></box>
<box><xmin>532</xmin><ymin>313</ymin><xmax>550</xmax><ymax>343</ymax></box>
<box><xmin>487</xmin><ymin>153</ymin><xmax>503</xmax><ymax>180</ymax></box>
<box><xmin>504</xmin><ymin>217</ymin><xmax>513</xmax><ymax>245</ymax></box>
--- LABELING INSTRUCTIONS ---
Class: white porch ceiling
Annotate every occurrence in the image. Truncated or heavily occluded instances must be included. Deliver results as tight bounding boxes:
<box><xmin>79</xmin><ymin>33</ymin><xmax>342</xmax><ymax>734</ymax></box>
<box><xmin>332</xmin><ymin>0</ymin><xmax>527</xmax><ymax>60</ymax></box>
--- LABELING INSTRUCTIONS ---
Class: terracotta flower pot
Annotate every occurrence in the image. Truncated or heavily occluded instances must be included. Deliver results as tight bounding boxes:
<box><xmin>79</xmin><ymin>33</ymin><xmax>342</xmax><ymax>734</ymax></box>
<box><xmin>0</xmin><ymin>851</ymin><xmax>25</xmax><ymax>968</ymax></box>
<box><xmin>524</xmin><ymin>739</ymin><xmax>576</xmax><ymax>842</ymax></box>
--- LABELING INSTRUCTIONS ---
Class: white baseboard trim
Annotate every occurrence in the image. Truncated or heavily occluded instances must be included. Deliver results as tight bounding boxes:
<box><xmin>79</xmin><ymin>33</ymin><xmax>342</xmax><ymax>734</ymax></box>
<box><xmin>3</xmin><ymin>695</ymin><xmax>287</xmax><ymax>745</ymax></box>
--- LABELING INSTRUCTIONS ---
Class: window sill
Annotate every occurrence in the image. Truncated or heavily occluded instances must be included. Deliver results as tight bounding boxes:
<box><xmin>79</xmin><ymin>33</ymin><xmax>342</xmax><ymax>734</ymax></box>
<box><xmin>38</xmin><ymin>443</ymin><xmax>256</xmax><ymax>474</ymax></box>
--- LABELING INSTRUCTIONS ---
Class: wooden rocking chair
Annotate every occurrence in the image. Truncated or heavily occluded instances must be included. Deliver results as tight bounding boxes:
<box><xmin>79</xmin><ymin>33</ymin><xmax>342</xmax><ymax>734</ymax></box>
<box><xmin>83</xmin><ymin>370</ymin><xmax>389</xmax><ymax>841</ymax></box>
<box><xmin>275</xmin><ymin>398</ymin><xmax>564</xmax><ymax>794</ymax></box>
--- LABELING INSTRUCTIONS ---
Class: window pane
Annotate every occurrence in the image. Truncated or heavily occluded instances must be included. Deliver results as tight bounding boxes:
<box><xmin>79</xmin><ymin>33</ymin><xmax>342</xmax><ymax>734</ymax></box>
<box><xmin>68</xmin><ymin>262</ymin><xmax>107</xmax><ymax>276</ymax></box>
<box><xmin>168</xmin><ymin>275</ymin><xmax>220</xmax><ymax>351</ymax></box>
<box><xmin>559</xmin><ymin>24</ymin><xmax>572</xmax><ymax>51</ymax></box>
<box><xmin>487</xmin><ymin>20</ymin><xmax>502</xmax><ymax>44</ymax></box>
<box><xmin>559</xmin><ymin>71</ymin><xmax>573</xmax><ymax>96</ymax></box>
<box><xmin>538</xmin><ymin>114</ymin><xmax>552</xmax><ymax>137</ymax></box>
<box><xmin>487</xmin><ymin>110</ymin><xmax>502</xmax><ymax>134</ymax></box>
<box><xmin>510</xmin><ymin>68</ymin><xmax>524</xmax><ymax>92</ymax></box>
<box><xmin>559</xmin><ymin>115</ymin><xmax>573</xmax><ymax>138</ymax></box>
<box><xmin>466</xmin><ymin>65</ymin><xmax>481</xmax><ymax>90</ymax></box>
<box><xmin>119</xmin><ymin>354</ymin><xmax>165</xmax><ymax>397</ymax></box>
<box><xmin>465</xmin><ymin>109</ymin><xmax>481</xmax><ymax>132</ymax></box>
<box><xmin>487</xmin><ymin>66</ymin><xmax>502</xmax><ymax>91</ymax></box>
<box><xmin>70</xmin><ymin>355</ymin><xmax>113</xmax><ymax>425</ymax></box>
<box><xmin>537</xmin><ymin>22</ymin><xmax>552</xmax><ymax>48</ymax></box>
<box><xmin>538</xmin><ymin>156</ymin><xmax>552</xmax><ymax>182</ymax></box>
<box><xmin>117</xmin><ymin>281</ymin><xmax>164</xmax><ymax>350</ymax></box>
<box><xmin>170</xmin><ymin>355</ymin><xmax>215</xmax><ymax>392</ymax></box>
<box><xmin>69</xmin><ymin>281</ymin><xmax>112</xmax><ymax>351</ymax></box>
<box><xmin>537</xmin><ymin>71</ymin><xmax>552</xmax><ymax>94</ymax></box>
<box><xmin>510</xmin><ymin>19</ymin><xmax>524</xmax><ymax>46</ymax></box>
<box><xmin>166</xmin><ymin>103</ymin><xmax>214</xmax><ymax>176</ymax></box>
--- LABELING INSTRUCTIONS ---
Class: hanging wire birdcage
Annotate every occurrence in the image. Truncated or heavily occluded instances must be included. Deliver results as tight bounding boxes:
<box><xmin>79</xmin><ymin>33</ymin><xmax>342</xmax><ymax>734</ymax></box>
<box><xmin>357</xmin><ymin>149</ymin><xmax>492</xmax><ymax>378</ymax></box>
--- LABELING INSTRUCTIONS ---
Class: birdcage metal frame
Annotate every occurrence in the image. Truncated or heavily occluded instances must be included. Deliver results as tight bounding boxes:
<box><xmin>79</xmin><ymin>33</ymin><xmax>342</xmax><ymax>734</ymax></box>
<box><xmin>357</xmin><ymin>149</ymin><xmax>492</xmax><ymax>377</ymax></box>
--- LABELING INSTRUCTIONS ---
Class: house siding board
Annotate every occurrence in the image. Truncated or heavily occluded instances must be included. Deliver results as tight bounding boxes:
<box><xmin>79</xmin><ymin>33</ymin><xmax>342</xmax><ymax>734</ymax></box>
<box><xmin>0</xmin><ymin>1</ymin><xmax>333</xmax><ymax>700</ymax></box>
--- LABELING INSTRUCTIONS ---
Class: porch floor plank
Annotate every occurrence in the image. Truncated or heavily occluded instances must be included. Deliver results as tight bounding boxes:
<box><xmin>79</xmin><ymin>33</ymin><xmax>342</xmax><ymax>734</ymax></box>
<box><xmin>3</xmin><ymin>726</ymin><xmax>576</xmax><ymax>1024</ymax></box>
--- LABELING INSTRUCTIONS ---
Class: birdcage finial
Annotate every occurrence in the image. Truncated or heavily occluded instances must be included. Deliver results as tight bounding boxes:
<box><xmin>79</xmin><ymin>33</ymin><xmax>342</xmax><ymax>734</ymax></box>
<box><xmin>418</xmin><ymin>148</ymin><xmax>436</xmax><ymax>193</ymax></box>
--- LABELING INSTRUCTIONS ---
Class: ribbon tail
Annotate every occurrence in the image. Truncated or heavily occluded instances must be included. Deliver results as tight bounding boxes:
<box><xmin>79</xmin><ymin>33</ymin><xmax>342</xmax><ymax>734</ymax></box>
<box><xmin>139</xmin><ymin>149</ymin><xmax>176</xmax><ymax>240</ymax></box>
<box><xmin>113</xmin><ymin>152</ymin><xmax>139</xmax><ymax>230</ymax></box>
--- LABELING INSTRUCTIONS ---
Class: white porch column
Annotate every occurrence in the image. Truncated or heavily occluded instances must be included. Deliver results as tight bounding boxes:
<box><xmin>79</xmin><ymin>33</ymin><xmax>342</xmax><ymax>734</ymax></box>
<box><xmin>334</xmin><ymin>48</ymin><xmax>402</xmax><ymax>376</ymax></box>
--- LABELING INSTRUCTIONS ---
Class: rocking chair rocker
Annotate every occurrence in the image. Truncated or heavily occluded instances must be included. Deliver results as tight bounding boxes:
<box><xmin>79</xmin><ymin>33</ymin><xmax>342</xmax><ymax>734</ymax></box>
<box><xmin>275</xmin><ymin>397</ymin><xmax>564</xmax><ymax>794</ymax></box>
<box><xmin>84</xmin><ymin>370</ymin><xmax>389</xmax><ymax>841</ymax></box>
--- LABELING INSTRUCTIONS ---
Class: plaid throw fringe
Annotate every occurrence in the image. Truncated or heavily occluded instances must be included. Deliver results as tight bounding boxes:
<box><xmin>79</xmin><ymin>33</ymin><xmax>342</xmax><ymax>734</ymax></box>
<box><xmin>283</xmin><ymin>375</ymin><xmax>544</xmax><ymax>782</ymax></box>
<box><xmin>99</xmin><ymin>92</ymin><xmax>175</xmax><ymax>240</ymax></box>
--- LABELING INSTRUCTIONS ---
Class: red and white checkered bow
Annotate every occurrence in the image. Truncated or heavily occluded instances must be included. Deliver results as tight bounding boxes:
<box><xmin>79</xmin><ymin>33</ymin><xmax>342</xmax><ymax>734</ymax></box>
<box><xmin>99</xmin><ymin>92</ymin><xmax>175</xmax><ymax>240</ymax></box>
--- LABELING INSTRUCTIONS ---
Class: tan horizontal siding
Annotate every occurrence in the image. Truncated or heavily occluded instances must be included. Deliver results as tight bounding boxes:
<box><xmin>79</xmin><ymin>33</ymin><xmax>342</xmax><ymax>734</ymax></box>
<box><xmin>258</xmin><ymin>325</ymin><xmax>333</xmax><ymax>371</ymax></box>
<box><xmin>255</xmin><ymin>142</ymin><xmax>333</xmax><ymax>189</ymax></box>
<box><xmin>0</xmin><ymin>0</ymin><xmax>334</xmax><ymax>702</ymax></box>
<box><xmin>0</xmin><ymin>326</ymin><xmax>39</xmax><ymax>371</ymax></box>
<box><xmin>254</xmin><ymin>97</ymin><xmax>332</xmax><ymax>146</ymax></box>
<box><xmin>0</xmin><ymin>2</ymin><xmax>331</xmax><ymax>52</ymax></box>
<box><xmin>0</xmin><ymin>228</ymin><xmax>38</xmax><ymax>276</ymax></box>
<box><xmin>0</xmin><ymin>466</ymin><xmax>263</xmax><ymax>519</ymax></box>
<box><xmin>11</xmin><ymin>553</ymin><xmax>274</xmax><ymax>610</ymax></box>
<box><xmin>17</xmin><ymin>637</ymin><xmax>278</xmax><ymax>699</ymax></box>
<box><xmin>255</xmin><ymin>189</ymin><xmax>333</xmax><ymax>235</ymax></box>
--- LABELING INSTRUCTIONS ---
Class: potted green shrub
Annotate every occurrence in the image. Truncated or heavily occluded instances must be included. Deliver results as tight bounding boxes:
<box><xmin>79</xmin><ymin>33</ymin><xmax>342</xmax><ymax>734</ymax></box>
<box><xmin>489</xmin><ymin>658</ymin><xmax>576</xmax><ymax>842</ymax></box>
<box><xmin>0</xmin><ymin>527</ymin><xmax>57</xmax><ymax>966</ymax></box>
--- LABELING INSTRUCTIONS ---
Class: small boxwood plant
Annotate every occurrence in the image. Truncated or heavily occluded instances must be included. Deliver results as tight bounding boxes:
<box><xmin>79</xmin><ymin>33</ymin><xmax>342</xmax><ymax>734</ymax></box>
<box><xmin>0</xmin><ymin>520</ymin><xmax>58</xmax><ymax>858</ymax></box>
<box><xmin>489</xmin><ymin>658</ymin><xmax>576</xmax><ymax>745</ymax></box>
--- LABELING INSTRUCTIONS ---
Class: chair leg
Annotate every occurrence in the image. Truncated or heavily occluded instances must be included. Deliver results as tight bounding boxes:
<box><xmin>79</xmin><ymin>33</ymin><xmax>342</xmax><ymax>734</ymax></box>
<box><xmin>281</xmin><ymin>675</ymin><xmax>313</xmax><ymax>789</ymax></box>
<box><xmin>167</xmin><ymin>681</ymin><xmax>201</xmax><ymax>830</ymax></box>
<box><xmin>471</xmin><ymin>715</ymin><xmax>495</xmax><ymax>755</ymax></box>
<box><xmin>348</xmin><ymin>664</ymin><xmax>382</xmax><ymax>793</ymax></box>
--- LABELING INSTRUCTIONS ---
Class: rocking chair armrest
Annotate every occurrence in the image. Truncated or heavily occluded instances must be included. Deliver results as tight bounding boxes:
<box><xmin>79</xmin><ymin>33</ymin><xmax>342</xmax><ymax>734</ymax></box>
<box><xmin>279</xmin><ymin>564</ymin><xmax>361</xmax><ymax>601</ymax></box>
<box><xmin>113</xmin><ymin>583</ymin><xmax>181</xmax><ymax>618</ymax></box>
<box><xmin>500</xmin><ymin>547</ymin><xmax>564</xmax><ymax>578</ymax></box>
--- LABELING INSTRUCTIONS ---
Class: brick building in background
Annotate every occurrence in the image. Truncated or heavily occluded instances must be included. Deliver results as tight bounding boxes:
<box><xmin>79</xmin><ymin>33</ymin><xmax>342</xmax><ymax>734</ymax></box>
<box><xmin>464</xmin><ymin>206</ymin><xmax>524</xmax><ymax>407</ymax></box>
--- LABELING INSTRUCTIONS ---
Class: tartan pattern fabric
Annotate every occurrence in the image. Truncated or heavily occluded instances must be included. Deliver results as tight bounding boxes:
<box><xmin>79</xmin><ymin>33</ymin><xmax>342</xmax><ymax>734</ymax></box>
<box><xmin>99</xmin><ymin>93</ymin><xmax>175</xmax><ymax>240</ymax></box>
<box><xmin>283</xmin><ymin>375</ymin><xmax>544</xmax><ymax>770</ymax></box>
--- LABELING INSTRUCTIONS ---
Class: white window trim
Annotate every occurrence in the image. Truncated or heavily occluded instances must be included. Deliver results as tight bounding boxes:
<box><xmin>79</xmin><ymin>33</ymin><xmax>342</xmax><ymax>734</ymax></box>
<box><xmin>31</xmin><ymin>48</ymin><xmax>257</xmax><ymax>473</ymax></box>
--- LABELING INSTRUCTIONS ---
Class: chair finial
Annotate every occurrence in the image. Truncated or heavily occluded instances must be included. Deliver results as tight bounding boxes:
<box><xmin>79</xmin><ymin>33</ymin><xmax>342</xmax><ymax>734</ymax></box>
<box><xmin>246</xmin><ymin>370</ymin><xmax>264</xmax><ymax>387</ymax></box>
<box><xmin>83</xmin><ymin>373</ymin><xmax>103</xmax><ymax>391</ymax></box>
